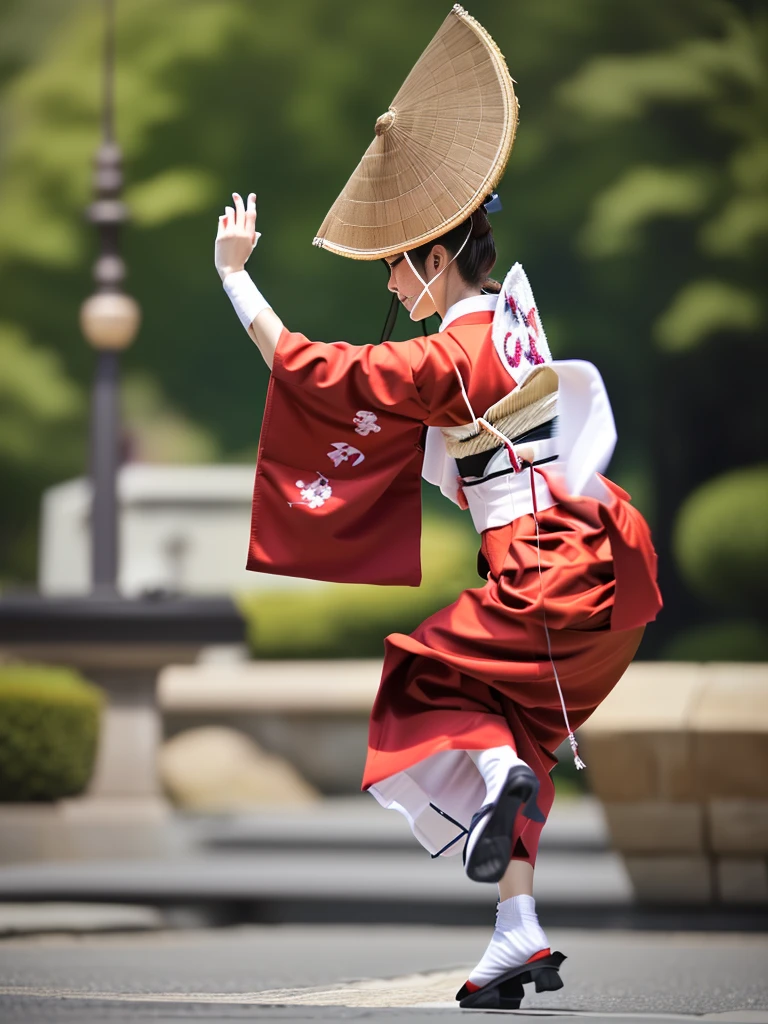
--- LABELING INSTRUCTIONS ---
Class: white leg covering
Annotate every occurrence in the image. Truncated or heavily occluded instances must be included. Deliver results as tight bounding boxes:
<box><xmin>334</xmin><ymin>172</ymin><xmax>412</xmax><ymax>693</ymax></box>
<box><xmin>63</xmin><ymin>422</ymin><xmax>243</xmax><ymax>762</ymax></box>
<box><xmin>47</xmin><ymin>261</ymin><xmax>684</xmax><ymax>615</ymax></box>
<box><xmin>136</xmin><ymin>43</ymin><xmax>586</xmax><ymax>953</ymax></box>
<box><xmin>467</xmin><ymin>894</ymin><xmax>550</xmax><ymax>989</ymax></box>
<box><xmin>469</xmin><ymin>746</ymin><xmax>527</xmax><ymax>804</ymax></box>
<box><xmin>464</xmin><ymin>746</ymin><xmax>529</xmax><ymax>870</ymax></box>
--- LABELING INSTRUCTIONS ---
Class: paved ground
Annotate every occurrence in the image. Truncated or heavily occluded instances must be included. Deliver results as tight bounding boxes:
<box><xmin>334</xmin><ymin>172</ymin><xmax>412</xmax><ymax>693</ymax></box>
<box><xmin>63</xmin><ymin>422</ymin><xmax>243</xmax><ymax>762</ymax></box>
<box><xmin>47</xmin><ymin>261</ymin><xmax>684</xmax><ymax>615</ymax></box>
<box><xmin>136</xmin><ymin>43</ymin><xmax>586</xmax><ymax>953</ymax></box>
<box><xmin>1</xmin><ymin>924</ymin><xmax>767</xmax><ymax>1023</ymax></box>
<box><xmin>1</xmin><ymin>798</ymin><xmax>766</xmax><ymax>1021</ymax></box>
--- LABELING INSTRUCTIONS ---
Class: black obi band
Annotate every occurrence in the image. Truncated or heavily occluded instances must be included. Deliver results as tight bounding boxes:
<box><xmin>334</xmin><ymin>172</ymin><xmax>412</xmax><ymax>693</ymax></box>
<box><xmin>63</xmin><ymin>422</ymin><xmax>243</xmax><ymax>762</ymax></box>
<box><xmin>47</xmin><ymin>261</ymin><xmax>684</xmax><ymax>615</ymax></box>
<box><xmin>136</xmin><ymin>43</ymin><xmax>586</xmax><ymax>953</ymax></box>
<box><xmin>455</xmin><ymin>416</ymin><xmax>559</xmax><ymax>480</ymax></box>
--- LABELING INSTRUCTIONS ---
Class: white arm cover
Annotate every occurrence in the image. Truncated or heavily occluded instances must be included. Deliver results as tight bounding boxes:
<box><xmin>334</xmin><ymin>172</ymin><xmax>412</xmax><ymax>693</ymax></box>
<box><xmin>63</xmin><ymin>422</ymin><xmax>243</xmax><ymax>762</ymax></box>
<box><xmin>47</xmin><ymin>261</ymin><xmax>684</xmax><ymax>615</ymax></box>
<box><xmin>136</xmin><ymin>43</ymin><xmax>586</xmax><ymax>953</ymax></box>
<box><xmin>223</xmin><ymin>270</ymin><xmax>270</xmax><ymax>331</ymax></box>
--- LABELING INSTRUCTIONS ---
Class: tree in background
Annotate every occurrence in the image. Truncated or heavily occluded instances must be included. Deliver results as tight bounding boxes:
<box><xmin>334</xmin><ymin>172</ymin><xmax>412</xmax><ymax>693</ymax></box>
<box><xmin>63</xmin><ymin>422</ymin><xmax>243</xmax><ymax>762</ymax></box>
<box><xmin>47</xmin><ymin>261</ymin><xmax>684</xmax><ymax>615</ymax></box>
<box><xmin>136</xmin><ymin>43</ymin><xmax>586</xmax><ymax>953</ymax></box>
<box><xmin>546</xmin><ymin>0</ymin><xmax>768</xmax><ymax>653</ymax></box>
<box><xmin>0</xmin><ymin>0</ymin><xmax>764</xmax><ymax>656</ymax></box>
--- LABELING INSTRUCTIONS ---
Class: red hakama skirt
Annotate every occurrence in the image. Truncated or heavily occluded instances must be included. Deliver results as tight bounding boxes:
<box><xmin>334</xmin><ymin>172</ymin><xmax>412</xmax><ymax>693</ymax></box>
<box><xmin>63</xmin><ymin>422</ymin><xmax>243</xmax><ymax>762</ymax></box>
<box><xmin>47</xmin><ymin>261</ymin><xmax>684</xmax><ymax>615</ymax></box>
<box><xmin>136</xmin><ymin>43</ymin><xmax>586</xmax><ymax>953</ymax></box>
<box><xmin>363</xmin><ymin>474</ymin><xmax>655</xmax><ymax>865</ymax></box>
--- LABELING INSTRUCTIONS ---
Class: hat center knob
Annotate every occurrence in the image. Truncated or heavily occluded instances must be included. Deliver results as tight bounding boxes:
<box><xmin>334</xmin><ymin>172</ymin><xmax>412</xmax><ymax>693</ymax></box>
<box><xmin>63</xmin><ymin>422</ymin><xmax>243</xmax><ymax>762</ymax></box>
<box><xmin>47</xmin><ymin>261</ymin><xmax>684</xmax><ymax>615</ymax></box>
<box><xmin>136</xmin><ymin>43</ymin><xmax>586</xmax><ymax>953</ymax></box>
<box><xmin>375</xmin><ymin>109</ymin><xmax>396</xmax><ymax>135</ymax></box>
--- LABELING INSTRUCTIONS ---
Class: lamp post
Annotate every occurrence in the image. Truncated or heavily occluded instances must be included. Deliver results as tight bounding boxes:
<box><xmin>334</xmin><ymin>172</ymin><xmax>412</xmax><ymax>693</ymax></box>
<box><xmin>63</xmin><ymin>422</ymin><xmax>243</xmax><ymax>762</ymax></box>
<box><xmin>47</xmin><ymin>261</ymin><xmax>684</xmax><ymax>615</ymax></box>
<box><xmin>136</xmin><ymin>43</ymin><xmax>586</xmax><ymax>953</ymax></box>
<box><xmin>80</xmin><ymin>0</ymin><xmax>141</xmax><ymax>593</ymax></box>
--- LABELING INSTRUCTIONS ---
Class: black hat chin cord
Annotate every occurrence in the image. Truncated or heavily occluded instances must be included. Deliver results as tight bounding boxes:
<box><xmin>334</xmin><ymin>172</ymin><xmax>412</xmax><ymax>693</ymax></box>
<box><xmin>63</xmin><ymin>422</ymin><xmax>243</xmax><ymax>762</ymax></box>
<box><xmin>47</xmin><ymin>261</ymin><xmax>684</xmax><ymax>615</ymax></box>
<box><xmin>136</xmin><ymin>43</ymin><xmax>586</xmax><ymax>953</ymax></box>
<box><xmin>379</xmin><ymin>293</ymin><xmax>432</xmax><ymax>343</ymax></box>
<box><xmin>380</xmin><ymin>291</ymin><xmax>400</xmax><ymax>343</ymax></box>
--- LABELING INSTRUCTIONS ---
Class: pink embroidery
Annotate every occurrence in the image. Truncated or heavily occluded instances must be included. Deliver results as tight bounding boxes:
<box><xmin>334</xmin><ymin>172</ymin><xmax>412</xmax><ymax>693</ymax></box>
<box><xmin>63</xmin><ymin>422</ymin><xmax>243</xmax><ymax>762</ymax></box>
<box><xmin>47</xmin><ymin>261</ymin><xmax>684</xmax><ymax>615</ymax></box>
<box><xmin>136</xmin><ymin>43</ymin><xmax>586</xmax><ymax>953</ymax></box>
<box><xmin>494</xmin><ymin>266</ymin><xmax>552</xmax><ymax>378</ymax></box>
<box><xmin>526</xmin><ymin>333</ymin><xmax>546</xmax><ymax>365</ymax></box>
<box><xmin>327</xmin><ymin>442</ymin><xmax>365</xmax><ymax>468</ymax></box>
<box><xmin>504</xmin><ymin>333</ymin><xmax>523</xmax><ymax>369</ymax></box>
<box><xmin>290</xmin><ymin>473</ymin><xmax>333</xmax><ymax>509</ymax></box>
<box><xmin>503</xmin><ymin>302</ymin><xmax>544</xmax><ymax>367</ymax></box>
<box><xmin>353</xmin><ymin>411</ymin><xmax>381</xmax><ymax>436</ymax></box>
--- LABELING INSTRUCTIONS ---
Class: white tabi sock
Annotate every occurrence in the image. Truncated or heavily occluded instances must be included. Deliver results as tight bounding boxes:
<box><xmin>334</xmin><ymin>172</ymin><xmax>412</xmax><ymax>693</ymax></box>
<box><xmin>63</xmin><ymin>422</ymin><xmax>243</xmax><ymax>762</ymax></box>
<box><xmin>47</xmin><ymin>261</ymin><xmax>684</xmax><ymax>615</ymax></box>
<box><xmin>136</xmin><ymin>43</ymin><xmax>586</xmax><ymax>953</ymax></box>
<box><xmin>466</xmin><ymin>894</ymin><xmax>550</xmax><ymax>990</ymax></box>
<box><xmin>469</xmin><ymin>746</ymin><xmax>527</xmax><ymax>806</ymax></box>
<box><xmin>464</xmin><ymin>745</ymin><xmax>532</xmax><ymax>879</ymax></box>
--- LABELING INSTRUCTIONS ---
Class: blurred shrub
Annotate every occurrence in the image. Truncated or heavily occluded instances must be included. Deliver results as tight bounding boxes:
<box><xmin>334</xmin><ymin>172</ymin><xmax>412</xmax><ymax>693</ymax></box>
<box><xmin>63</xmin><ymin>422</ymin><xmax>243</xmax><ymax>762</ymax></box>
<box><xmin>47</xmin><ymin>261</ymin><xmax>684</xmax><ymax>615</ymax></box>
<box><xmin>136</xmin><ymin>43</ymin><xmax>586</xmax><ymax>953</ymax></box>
<box><xmin>0</xmin><ymin>664</ymin><xmax>103</xmax><ymax>801</ymax></box>
<box><xmin>673</xmin><ymin>465</ymin><xmax>768</xmax><ymax>615</ymax></box>
<box><xmin>661</xmin><ymin>620</ymin><xmax>768</xmax><ymax>663</ymax></box>
<box><xmin>237</xmin><ymin>513</ymin><xmax>479</xmax><ymax>659</ymax></box>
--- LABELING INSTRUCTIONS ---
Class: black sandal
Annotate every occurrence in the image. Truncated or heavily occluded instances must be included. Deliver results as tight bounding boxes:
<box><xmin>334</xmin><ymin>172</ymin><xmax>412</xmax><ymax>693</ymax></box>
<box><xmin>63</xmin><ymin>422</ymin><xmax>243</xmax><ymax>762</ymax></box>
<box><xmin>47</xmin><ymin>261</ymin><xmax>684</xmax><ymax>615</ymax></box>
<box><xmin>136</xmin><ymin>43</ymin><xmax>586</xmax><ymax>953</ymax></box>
<box><xmin>463</xmin><ymin>763</ymin><xmax>545</xmax><ymax>883</ymax></box>
<box><xmin>456</xmin><ymin>950</ymin><xmax>566</xmax><ymax>1009</ymax></box>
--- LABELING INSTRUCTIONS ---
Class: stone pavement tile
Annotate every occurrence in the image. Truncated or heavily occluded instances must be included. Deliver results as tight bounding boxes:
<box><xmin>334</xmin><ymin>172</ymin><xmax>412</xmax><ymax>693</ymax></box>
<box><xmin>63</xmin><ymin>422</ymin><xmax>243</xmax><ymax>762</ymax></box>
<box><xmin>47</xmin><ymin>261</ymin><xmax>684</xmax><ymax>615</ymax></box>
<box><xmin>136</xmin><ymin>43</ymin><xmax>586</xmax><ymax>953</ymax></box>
<box><xmin>0</xmin><ymin>902</ymin><xmax>163</xmax><ymax>936</ymax></box>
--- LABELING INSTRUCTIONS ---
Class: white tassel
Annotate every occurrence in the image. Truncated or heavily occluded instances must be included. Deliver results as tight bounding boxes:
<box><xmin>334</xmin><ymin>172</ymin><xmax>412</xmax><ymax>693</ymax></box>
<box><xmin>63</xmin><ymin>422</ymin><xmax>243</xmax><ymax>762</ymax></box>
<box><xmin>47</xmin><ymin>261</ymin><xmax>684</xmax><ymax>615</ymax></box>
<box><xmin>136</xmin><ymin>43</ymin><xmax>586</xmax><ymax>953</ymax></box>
<box><xmin>568</xmin><ymin>731</ymin><xmax>587</xmax><ymax>771</ymax></box>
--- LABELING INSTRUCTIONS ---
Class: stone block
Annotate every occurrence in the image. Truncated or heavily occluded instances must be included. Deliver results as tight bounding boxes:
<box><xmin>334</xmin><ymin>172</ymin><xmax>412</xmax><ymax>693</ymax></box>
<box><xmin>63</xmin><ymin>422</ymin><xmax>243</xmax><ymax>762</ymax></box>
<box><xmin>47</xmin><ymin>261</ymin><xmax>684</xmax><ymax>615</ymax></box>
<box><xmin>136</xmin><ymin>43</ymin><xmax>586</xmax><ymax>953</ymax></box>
<box><xmin>158</xmin><ymin>660</ymin><xmax>381</xmax><ymax>714</ymax></box>
<box><xmin>159</xmin><ymin>727</ymin><xmax>319</xmax><ymax>810</ymax></box>
<box><xmin>579</xmin><ymin>663</ymin><xmax>702</xmax><ymax>801</ymax></box>
<box><xmin>0</xmin><ymin>798</ymin><xmax>173</xmax><ymax>864</ymax></box>
<box><xmin>603</xmin><ymin>802</ymin><xmax>704</xmax><ymax>854</ymax></box>
<box><xmin>159</xmin><ymin>660</ymin><xmax>382</xmax><ymax>793</ymax></box>
<box><xmin>708</xmin><ymin>800</ymin><xmax>768</xmax><ymax>854</ymax></box>
<box><xmin>60</xmin><ymin>796</ymin><xmax>173</xmax><ymax>860</ymax></box>
<box><xmin>691</xmin><ymin>665</ymin><xmax>768</xmax><ymax>800</ymax></box>
<box><xmin>623</xmin><ymin>855</ymin><xmax>713</xmax><ymax>903</ymax></box>
<box><xmin>0</xmin><ymin>805</ymin><xmax>73</xmax><ymax>864</ymax></box>
<box><xmin>581</xmin><ymin>662</ymin><xmax>702</xmax><ymax>733</ymax></box>
<box><xmin>716</xmin><ymin>857</ymin><xmax>768</xmax><ymax>904</ymax></box>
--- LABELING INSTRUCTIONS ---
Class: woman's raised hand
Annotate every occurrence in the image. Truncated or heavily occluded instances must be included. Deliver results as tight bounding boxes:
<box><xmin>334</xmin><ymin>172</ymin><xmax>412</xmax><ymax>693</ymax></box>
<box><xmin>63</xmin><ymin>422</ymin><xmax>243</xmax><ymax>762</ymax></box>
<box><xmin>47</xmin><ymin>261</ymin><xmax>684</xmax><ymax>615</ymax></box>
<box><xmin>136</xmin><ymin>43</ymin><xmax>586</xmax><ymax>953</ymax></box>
<box><xmin>215</xmin><ymin>192</ymin><xmax>260</xmax><ymax>282</ymax></box>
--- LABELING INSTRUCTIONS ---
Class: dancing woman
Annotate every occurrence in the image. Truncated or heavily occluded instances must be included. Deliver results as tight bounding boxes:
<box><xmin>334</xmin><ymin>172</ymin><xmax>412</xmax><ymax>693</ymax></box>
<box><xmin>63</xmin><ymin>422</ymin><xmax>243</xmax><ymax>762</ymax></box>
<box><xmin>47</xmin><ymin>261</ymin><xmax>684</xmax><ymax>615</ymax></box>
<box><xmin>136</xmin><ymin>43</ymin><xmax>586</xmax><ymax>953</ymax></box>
<box><xmin>214</xmin><ymin>6</ymin><xmax>661</xmax><ymax>1010</ymax></box>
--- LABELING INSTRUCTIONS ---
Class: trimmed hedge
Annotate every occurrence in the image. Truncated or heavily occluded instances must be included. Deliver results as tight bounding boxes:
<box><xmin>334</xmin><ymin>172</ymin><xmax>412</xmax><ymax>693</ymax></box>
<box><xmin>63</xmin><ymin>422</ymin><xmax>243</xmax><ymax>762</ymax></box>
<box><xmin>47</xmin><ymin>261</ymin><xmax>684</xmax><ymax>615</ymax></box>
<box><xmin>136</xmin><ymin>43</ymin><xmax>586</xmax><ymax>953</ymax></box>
<box><xmin>236</xmin><ymin>513</ymin><xmax>481</xmax><ymax>659</ymax></box>
<box><xmin>674</xmin><ymin>465</ymin><xmax>768</xmax><ymax>616</ymax></box>
<box><xmin>661</xmin><ymin>620</ymin><xmax>768</xmax><ymax>662</ymax></box>
<box><xmin>0</xmin><ymin>664</ymin><xmax>103</xmax><ymax>802</ymax></box>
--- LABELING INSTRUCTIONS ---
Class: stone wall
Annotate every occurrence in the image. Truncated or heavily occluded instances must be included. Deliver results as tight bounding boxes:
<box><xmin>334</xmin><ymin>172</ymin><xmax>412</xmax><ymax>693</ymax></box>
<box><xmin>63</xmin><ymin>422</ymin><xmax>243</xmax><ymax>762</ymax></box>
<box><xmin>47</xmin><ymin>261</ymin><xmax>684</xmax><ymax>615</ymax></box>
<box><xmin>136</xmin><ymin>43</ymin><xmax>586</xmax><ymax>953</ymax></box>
<box><xmin>580</xmin><ymin>662</ymin><xmax>768</xmax><ymax>904</ymax></box>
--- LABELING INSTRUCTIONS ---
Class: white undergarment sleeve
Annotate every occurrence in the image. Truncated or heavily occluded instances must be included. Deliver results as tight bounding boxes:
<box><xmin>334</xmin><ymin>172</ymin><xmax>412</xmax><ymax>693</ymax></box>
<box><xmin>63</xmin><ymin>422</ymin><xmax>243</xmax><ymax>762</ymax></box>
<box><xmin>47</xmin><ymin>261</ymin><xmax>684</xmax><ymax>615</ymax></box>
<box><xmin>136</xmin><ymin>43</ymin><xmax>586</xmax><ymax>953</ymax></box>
<box><xmin>467</xmin><ymin>894</ymin><xmax>550</xmax><ymax>988</ymax></box>
<box><xmin>367</xmin><ymin>749</ymin><xmax>485</xmax><ymax>857</ymax></box>
<box><xmin>223</xmin><ymin>270</ymin><xmax>270</xmax><ymax>331</ymax></box>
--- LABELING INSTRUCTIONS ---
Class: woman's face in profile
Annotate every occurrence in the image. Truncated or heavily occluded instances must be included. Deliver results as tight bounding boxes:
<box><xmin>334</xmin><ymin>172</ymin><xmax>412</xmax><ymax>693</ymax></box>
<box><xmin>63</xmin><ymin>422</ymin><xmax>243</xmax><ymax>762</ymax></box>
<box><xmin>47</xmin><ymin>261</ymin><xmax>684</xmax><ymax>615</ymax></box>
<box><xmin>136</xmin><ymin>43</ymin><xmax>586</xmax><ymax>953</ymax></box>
<box><xmin>384</xmin><ymin>251</ymin><xmax>439</xmax><ymax>320</ymax></box>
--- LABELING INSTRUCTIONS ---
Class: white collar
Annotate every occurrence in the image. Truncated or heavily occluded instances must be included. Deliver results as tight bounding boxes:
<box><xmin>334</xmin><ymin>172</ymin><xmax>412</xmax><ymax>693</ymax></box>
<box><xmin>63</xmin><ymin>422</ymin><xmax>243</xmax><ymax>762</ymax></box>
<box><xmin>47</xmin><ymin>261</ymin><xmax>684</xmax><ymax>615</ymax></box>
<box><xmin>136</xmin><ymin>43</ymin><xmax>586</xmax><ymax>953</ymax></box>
<box><xmin>439</xmin><ymin>293</ymin><xmax>497</xmax><ymax>332</ymax></box>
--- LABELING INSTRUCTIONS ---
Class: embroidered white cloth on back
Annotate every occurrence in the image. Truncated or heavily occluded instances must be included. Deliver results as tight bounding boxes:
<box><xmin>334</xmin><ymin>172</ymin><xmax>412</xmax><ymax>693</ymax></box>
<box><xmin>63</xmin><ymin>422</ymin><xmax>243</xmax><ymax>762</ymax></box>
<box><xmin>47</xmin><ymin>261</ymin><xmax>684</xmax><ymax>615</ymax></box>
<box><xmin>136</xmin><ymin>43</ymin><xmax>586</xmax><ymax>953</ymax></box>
<box><xmin>421</xmin><ymin>265</ymin><xmax>617</xmax><ymax>528</ymax></box>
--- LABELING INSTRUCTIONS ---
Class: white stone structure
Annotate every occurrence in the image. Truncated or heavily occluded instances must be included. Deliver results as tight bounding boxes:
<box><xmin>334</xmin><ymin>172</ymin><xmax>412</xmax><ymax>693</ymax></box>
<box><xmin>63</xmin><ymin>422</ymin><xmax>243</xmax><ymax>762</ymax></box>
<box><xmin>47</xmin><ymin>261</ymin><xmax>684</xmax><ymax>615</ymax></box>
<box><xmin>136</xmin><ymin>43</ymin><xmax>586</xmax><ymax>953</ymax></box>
<box><xmin>39</xmin><ymin>464</ymin><xmax>317</xmax><ymax>596</ymax></box>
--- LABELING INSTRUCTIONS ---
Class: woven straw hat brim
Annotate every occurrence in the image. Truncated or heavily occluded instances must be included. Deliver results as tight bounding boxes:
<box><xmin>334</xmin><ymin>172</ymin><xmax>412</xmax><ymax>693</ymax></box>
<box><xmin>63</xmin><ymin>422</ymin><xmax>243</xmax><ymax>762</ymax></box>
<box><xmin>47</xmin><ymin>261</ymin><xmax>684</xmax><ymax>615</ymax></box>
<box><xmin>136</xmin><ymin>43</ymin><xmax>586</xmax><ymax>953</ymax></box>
<box><xmin>313</xmin><ymin>5</ymin><xmax>519</xmax><ymax>261</ymax></box>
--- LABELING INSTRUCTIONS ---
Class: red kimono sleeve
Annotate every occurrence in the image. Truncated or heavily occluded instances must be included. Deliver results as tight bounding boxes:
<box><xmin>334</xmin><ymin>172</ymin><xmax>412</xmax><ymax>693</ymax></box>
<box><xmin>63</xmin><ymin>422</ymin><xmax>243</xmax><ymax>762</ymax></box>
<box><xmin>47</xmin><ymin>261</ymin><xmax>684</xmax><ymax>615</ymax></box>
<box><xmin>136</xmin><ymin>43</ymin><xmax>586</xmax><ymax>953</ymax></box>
<box><xmin>246</xmin><ymin>328</ymin><xmax>433</xmax><ymax>586</ymax></box>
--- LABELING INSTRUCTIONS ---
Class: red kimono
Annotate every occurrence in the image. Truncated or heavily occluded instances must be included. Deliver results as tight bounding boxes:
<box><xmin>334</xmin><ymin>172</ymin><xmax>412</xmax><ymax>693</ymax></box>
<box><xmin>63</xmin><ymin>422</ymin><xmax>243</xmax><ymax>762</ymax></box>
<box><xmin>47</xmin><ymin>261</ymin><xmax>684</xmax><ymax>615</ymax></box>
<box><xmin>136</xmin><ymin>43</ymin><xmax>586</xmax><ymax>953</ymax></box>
<box><xmin>248</xmin><ymin>296</ymin><xmax>661</xmax><ymax>866</ymax></box>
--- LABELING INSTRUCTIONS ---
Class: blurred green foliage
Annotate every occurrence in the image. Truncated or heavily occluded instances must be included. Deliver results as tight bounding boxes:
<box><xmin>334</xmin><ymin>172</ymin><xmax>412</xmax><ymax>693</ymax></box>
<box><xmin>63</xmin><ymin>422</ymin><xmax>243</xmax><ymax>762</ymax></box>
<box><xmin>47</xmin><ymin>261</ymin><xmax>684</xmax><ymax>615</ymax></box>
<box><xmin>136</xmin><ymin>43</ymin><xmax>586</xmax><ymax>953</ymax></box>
<box><xmin>673</xmin><ymin>464</ymin><xmax>768</xmax><ymax>614</ymax></box>
<box><xmin>237</xmin><ymin>512</ymin><xmax>480</xmax><ymax>659</ymax></box>
<box><xmin>661</xmin><ymin>620</ymin><xmax>768</xmax><ymax>661</ymax></box>
<box><xmin>0</xmin><ymin>663</ymin><xmax>103</xmax><ymax>801</ymax></box>
<box><xmin>0</xmin><ymin>0</ymin><xmax>765</xmax><ymax>656</ymax></box>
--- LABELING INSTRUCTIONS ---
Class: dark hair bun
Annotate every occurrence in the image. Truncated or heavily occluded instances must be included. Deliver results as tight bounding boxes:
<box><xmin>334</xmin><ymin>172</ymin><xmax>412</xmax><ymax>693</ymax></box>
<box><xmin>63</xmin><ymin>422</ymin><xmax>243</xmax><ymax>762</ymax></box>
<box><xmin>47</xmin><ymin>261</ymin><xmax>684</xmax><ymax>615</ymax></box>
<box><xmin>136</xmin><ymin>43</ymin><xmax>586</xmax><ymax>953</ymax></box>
<box><xmin>410</xmin><ymin>211</ymin><xmax>496</xmax><ymax>287</ymax></box>
<box><xmin>470</xmin><ymin>206</ymin><xmax>492</xmax><ymax>238</ymax></box>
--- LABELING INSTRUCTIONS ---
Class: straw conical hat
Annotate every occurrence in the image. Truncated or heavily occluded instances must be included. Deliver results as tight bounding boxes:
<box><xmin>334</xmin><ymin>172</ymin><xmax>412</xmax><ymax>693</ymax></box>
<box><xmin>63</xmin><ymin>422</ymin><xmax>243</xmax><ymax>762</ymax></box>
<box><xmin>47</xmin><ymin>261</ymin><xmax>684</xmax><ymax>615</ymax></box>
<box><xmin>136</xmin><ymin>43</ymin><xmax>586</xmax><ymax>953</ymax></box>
<box><xmin>313</xmin><ymin>5</ymin><xmax>519</xmax><ymax>261</ymax></box>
